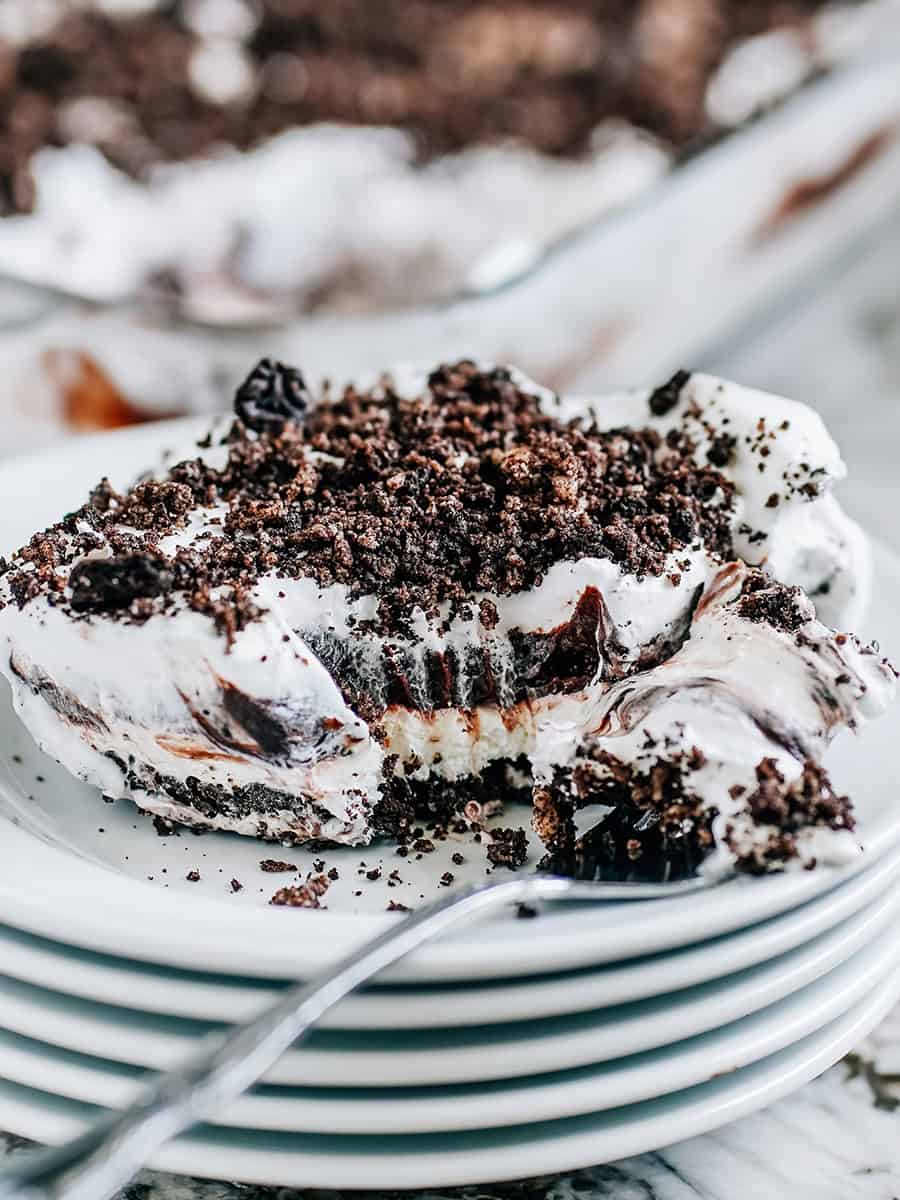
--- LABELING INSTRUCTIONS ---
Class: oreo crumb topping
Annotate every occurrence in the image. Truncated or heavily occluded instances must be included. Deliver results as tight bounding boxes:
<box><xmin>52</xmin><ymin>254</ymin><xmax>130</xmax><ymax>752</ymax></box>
<box><xmin>5</xmin><ymin>360</ymin><xmax>737</xmax><ymax>638</ymax></box>
<box><xmin>191</xmin><ymin>587</ymin><xmax>265</xmax><ymax>649</ymax></box>
<box><xmin>69</xmin><ymin>553</ymin><xmax>172</xmax><ymax>615</ymax></box>
<box><xmin>726</xmin><ymin>759</ymin><xmax>853</xmax><ymax>874</ymax></box>
<box><xmin>234</xmin><ymin>359</ymin><xmax>310</xmax><ymax>433</ymax></box>
<box><xmin>735</xmin><ymin>569</ymin><xmax>809</xmax><ymax>634</ymax></box>
<box><xmin>707</xmin><ymin>433</ymin><xmax>737</xmax><ymax>468</ymax></box>
<box><xmin>648</xmin><ymin>369</ymin><xmax>691</xmax><ymax>417</ymax></box>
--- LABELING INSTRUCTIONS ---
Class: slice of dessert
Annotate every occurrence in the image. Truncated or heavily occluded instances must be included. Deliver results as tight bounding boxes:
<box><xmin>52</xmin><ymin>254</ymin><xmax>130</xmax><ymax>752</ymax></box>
<box><xmin>0</xmin><ymin>360</ymin><xmax>892</xmax><ymax>875</ymax></box>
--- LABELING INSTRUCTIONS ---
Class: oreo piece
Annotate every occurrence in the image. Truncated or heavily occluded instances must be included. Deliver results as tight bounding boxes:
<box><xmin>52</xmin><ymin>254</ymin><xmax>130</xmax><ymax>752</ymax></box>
<box><xmin>234</xmin><ymin>358</ymin><xmax>310</xmax><ymax>432</ymax></box>
<box><xmin>69</xmin><ymin>554</ymin><xmax>172</xmax><ymax>614</ymax></box>
<box><xmin>648</xmin><ymin>369</ymin><xmax>692</xmax><ymax>417</ymax></box>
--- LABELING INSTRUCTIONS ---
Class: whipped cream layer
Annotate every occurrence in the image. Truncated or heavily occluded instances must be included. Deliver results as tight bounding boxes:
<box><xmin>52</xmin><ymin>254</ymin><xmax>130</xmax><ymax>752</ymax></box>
<box><xmin>0</xmin><ymin>367</ymin><xmax>887</xmax><ymax>867</ymax></box>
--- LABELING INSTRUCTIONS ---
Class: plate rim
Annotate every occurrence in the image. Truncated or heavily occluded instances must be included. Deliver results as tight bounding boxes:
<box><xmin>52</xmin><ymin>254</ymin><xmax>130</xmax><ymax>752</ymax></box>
<box><xmin>0</xmin><ymin>962</ymin><xmax>896</xmax><ymax>1188</ymax></box>
<box><xmin>1</xmin><ymin>834</ymin><xmax>899</xmax><ymax>1029</ymax></box>
<box><xmin>0</xmin><ymin>907</ymin><xmax>897</xmax><ymax>1134</ymax></box>
<box><xmin>0</xmin><ymin>874</ymin><xmax>898</xmax><ymax>1088</ymax></box>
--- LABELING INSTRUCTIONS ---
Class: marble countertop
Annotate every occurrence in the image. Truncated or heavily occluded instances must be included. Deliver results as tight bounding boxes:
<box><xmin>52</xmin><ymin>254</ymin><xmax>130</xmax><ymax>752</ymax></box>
<box><xmin>2</xmin><ymin>188</ymin><xmax>900</xmax><ymax>1200</ymax></box>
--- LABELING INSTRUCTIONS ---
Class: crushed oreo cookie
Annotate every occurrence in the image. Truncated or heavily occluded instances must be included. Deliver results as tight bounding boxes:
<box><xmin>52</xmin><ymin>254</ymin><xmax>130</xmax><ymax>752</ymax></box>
<box><xmin>234</xmin><ymin>359</ymin><xmax>310</xmax><ymax>433</ymax></box>
<box><xmin>726</xmin><ymin>759</ymin><xmax>854</xmax><ymax>874</ymax></box>
<box><xmin>486</xmin><ymin>826</ymin><xmax>529</xmax><ymax>870</ymax></box>
<box><xmin>743</xmin><ymin>758</ymin><xmax>853</xmax><ymax>835</ymax></box>
<box><xmin>270</xmin><ymin>872</ymin><xmax>331</xmax><ymax>909</ymax></box>
<box><xmin>259</xmin><ymin>859</ymin><xmax>297</xmax><ymax>873</ymax></box>
<box><xmin>648</xmin><ymin>369</ymin><xmax>692</xmax><ymax>417</ymax></box>
<box><xmin>539</xmin><ymin>747</ymin><xmax>716</xmax><ymax>879</ymax></box>
<box><xmin>735</xmin><ymin>569</ymin><xmax>809</xmax><ymax>634</ymax></box>
<box><xmin>69</xmin><ymin>553</ymin><xmax>172</xmax><ymax>615</ymax></box>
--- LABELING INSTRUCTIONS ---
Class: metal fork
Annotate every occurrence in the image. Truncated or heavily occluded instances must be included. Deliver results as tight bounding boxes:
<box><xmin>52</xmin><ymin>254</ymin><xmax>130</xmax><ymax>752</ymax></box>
<box><xmin>0</xmin><ymin>871</ymin><xmax>709</xmax><ymax>1200</ymax></box>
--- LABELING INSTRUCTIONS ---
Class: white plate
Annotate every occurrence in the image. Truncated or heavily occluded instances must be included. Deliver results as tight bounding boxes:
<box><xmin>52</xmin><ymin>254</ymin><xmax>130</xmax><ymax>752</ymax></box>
<box><xmin>0</xmin><ymin>423</ymin><xmax>898</xmax><ymax>982</ymax></box>
<box><xmin>1</xmin><ymin>908</ymin><xmax>897</xmax><ymax>1135</ymax></box>
<box><xmin>0</xmin><ymin>964</ymin><xmax>897</xmax><ymax>1189</ymax></box>
<box><xmin>2</xmin><ymin>834</ymin><xmax>900</xmax><ymax>1031</ymax></box>
<box><xmin>1</xmin><ymin>875</ymin><xmax>898</xmax><ymax>1088</ymax></box>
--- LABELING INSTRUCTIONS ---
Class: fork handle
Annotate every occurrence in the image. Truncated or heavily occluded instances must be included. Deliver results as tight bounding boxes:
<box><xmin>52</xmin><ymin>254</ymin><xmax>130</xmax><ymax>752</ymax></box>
<box><xmin>0</xmin><ymin>872</ymin><xmax>702</xmax><ymax>1200</ymax></box>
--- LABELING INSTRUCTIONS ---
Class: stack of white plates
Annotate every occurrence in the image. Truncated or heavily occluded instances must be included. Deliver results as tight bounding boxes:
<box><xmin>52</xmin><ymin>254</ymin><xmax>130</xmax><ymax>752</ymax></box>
<box><xmin>0</xmin><ymin>429</ymin><xmax>899</xmax><ymax>1190</ymax></box>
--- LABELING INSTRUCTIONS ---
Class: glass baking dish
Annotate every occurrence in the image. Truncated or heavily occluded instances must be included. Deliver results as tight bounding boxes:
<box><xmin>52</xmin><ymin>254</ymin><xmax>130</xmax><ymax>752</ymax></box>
<box><xmin>0</xmin><ymin>23</ymin><xmax>898</xmax><ymax>453</ymax></box>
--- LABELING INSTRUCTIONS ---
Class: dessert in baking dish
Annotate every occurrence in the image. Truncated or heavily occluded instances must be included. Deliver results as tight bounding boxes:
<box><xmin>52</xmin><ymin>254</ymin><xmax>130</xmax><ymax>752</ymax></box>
<box><xmin>0</xmin><ymin>0</ymin><xmax>881</xmax><ymax>314</ymax></box>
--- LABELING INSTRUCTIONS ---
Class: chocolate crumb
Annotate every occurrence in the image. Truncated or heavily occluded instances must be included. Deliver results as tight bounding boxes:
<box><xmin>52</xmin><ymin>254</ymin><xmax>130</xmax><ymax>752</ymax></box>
<box><xmin>486</xmin><ymin>827</ymin><xmax>529</xmax><ymax>869</ymax></box>
<box><xmin>727</xmin><ymin>759</ymin><xmax>854</xmax><ymax>874</ymax></box>
<box><xmin>707</xmin><ymin>433</ymin><xmax>736</xmax><ymax>467</ymax></box>
<box><xmin>270</xmin><ymin>872</ymin><xmax>331</xmax><ymax>909</ymax></box>
<box><xmin>648</xmin><ymin>369</ymin><xmax>691</xmax><ymax>417</ymax></box>
<box><xmin>259</xmin><ymin>859</ymin><xmax>298</xmax><ymax>873</ymax></box>
<box><xmin>479</xmin><ymin>599</ymin><xmax>499</xmax><ymax>630</ymax></box>
<box><xmin>735</xmin><ymin>569</ymin><xmax>808</xmax><ymax>634</ymax></box>
<box><xmin>69</xmin><ymin>553</ymin><xmax>172</xmax><ymax>616</ymax></box>
<box><xmin>234</xmin><ymin>359</ymin><xmax>310</xmax><ymax>433</ymax></box>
